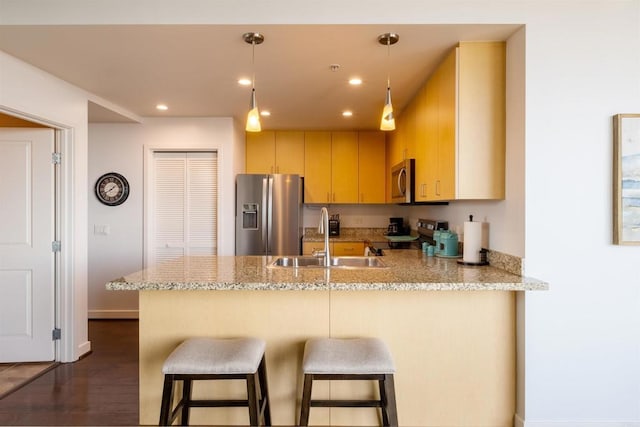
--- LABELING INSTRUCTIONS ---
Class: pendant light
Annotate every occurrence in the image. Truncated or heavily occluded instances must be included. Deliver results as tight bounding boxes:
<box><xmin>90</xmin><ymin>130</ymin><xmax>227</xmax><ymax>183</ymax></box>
<box><xmin>378</xmin><ymin>33</ymin><xmax>399</xmax><ymax>131</ymax></box>
<box><xmin>243</xmin><ymin>32</ymin><xmax>264</xmax><ymax>132</ymax></box>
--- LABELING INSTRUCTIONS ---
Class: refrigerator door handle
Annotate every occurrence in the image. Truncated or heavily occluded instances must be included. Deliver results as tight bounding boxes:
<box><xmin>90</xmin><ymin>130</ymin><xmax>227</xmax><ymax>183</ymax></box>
<box><xmin>261</xmin><ymin>176</ymin><xmax>269</xmax><ymax>255</ymax></box>
<box><xmin>266</xmin><ymin>175</ymin><xmax>274</xmax><ymax>254</ymax></box>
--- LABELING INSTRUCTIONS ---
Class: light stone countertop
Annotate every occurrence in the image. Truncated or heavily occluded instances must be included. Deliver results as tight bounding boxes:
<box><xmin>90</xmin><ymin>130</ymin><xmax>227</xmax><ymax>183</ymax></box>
<box><xmin>106</xmin><ymin>250</ymin><xmax>548</xmax><ymax>292</ymax></box>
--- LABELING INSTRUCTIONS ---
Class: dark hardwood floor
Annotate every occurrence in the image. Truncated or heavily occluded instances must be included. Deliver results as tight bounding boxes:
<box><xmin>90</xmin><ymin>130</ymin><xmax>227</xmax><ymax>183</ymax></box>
<box><xmin>0</xmin><ymin>320</ymin><xmax>139</xmax><ymax>426</ymax></box>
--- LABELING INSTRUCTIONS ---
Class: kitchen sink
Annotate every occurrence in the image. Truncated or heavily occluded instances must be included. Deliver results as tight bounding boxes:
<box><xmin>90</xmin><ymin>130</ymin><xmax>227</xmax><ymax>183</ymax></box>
<box><xmin>269</xmin><ymin>256</ymin><xmax>386</xmax><ymax>269</ymax></box>
<box><xmin>270</xmin><ymin>256</ymin><xmax>325</xmax><ymax>267</ymax></box>
<box><xmin>329</xmin><ymin>256</ymin><xmax>386</xmax><ymax>268</ymax></box>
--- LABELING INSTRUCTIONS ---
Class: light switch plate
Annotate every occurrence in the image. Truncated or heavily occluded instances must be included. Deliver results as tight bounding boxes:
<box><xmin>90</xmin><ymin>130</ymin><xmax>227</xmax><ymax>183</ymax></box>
<box><xmin>94</xmin><ymin>225</ymin><xmax>111</xmax><ymax>235</ymax></box>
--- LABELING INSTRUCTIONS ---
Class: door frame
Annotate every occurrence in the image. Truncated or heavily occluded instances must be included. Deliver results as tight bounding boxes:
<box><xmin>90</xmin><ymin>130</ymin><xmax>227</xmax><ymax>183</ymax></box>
<box><xmin>0</xmin><ymin>106</ymin><xmax>75</xmax><ymax>363</ymax></box>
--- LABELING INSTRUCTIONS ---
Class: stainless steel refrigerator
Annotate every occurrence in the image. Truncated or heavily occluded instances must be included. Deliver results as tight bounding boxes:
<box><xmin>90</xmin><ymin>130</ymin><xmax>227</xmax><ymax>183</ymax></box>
<box><xmin>235</xmin><ymin>174</ymin><xmax>302</xmax><ymax>256</ymax></box>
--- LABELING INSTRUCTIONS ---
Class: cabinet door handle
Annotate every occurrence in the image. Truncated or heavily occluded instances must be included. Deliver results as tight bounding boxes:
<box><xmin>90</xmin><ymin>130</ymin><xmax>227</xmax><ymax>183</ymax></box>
<box><xmin>436</xmin><ymin>180</ymin><xmax>441</xmax><ymax>196</ymax></box>
<box><xmin>420</xmin><ymin>183</ymin><xmax>426</xmax><ymax>197</ymax></box>
<box><xmin>332</xmin><ymin>193</ymin><xmax>336</xmax><ymax>202</ymax></box>
<box><xmin>327</xmin><ymin>192</ymin><xmax>330</xmax><ymax>202</ymax></box>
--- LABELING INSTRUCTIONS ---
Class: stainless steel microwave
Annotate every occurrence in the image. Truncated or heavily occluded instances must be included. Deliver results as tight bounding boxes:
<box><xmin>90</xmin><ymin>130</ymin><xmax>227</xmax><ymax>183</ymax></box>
<box><xmin>390</xmin><ymin>159</ymin><xmax>415</xmax><ymax>204</ymax></box>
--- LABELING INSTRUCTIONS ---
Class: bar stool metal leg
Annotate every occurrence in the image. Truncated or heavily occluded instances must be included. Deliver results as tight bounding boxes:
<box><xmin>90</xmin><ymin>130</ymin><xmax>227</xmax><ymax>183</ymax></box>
<box><xmin>257</xmin><ymin>356</ymin><xmax>271</xmax><ymax>426</ymax></box>
<box><xmin>180</xmin><ymin>379</ymin><xmax>192</xmax><ymax>426</ymax></box>
<box><xmin>246</xmin><ymin>373</ymin><xmax>260</xmax><ymax>426</ymax></box>
<box><xmin>159</xmin><ymin>374</ymin><xmax>175</xmax><ymax>426</ymax></box>
<box><xmin>383</xmin><ymin>374</ymin><xmax>398</xmax><ymax>427</ymax></box>
<box><xmin>299</xmin><ymin>374</ymin><xmax>313</xmax><ymax>426</ymax></box>
<box><xmin>378</xmin><ymin>377</ymin><xmax>389</xmax><ymax>426</ymax></box>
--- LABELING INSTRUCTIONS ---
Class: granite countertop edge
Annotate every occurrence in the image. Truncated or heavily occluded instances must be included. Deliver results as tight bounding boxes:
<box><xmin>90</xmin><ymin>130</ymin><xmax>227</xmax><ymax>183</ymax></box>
<box><xmin>106</xmin><ymin>251</ymin><xmax>548</xmax><ymax>292</ymax></box>
<box><xmin>107</xmin><ymin>281</ymin><xmax>547</xmax><ymax>292</ymax></box>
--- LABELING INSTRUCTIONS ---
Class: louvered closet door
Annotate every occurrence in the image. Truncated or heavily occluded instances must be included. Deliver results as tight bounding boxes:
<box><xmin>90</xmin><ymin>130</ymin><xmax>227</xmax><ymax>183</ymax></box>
<box><xmin>152</xmin><ymin>152</ymin><xmax>218</xmax><ymax>264</ymax></box>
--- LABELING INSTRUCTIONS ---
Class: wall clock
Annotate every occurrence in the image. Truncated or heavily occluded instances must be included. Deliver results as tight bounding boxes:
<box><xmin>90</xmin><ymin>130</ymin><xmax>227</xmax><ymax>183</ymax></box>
<box><xmin>95</xmin><ymin>172</ymin><xmax>130</xmax><ymax>206</ymax></box>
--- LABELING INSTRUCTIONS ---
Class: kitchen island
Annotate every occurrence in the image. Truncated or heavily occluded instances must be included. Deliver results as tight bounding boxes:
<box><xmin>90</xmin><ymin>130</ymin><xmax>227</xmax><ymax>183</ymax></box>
<box><xmin>108</xmin><ymin>250</ymin><xmax>546</xmax><ymax>426</ymax></box>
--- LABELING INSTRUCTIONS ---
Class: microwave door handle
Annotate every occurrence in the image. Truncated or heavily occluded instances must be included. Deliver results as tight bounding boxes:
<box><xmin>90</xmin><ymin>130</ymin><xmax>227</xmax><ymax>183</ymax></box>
<box><xmin>398</xmin><ymin>167</ymin><xmax>406</xmax><ymax>196</ymax></box>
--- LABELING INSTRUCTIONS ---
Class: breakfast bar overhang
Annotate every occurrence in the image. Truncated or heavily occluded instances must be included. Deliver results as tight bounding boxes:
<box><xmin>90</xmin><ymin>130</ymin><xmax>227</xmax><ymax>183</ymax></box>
<box><xmin>107</xmin><ymin>251</ymin><xmax>546</xmax><ymax>426</ymax></box>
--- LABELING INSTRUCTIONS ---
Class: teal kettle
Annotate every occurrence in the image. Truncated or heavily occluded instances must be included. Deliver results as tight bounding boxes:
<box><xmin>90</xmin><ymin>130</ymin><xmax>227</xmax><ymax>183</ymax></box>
<box><xmin>439</xmin><ymin>231</ymin><xmax>459</xmax><ymax>257</ymax></box>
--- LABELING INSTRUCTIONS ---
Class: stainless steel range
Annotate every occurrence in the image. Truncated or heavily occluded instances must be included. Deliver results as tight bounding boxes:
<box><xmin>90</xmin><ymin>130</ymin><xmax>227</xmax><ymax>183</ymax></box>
<box><xmin>417</xmin><ymin>219</ymin><xmax>449</xmax><ymax>246</ymax></box>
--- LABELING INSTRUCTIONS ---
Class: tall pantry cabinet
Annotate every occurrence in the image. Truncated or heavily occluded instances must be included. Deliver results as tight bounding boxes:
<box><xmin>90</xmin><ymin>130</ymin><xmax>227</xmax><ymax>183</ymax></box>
<box><xmin>410</xmin><ymin>41</ymin><xmax>506</xmax><ymax>202</ymax></box>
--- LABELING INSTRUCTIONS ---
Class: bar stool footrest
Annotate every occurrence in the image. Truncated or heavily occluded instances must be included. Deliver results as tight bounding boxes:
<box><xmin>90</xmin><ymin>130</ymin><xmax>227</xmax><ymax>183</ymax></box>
<box><xmin>188</xmin><ymin>399</ymin><xmax>251</xmax><ymax>407</ymax></box>
<box><xmin>311</xmin><ymin>399</ymin><xmax>383</xmax><ymax>407</ymax></box>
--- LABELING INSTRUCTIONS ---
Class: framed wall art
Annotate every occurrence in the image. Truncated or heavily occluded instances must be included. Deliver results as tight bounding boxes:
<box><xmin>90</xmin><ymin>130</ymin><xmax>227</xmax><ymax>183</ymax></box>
<box><xmin>613</xmin><ymin>114</ymin><xmax>640</xmax><ymax>245</ymax></box>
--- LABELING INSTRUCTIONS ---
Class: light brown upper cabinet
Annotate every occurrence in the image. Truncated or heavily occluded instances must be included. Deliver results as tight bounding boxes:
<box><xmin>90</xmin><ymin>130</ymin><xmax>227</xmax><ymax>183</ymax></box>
<box><xmin>246</xmin><ymin>130</ymin><xmax>305</xmax><ymax>175</ymax></box>
<box><xmin>304</xmin><ymin>131</ymin><xmax>332</xmax><ymax>203</ymax></box>
<box><xmin>331</xmin><ymin>131</ymin><xmax>359</xmax><ymax>203</ymax></box>
<box><xmin>358</xmin><ymin>131</ymin><xmax>386</xmax><ymax>204</ymax></box>
<box><xmin>387</xmin><ymin>101</ymin><xmax>417</xmax><ymax>168</ymax></box>
<box><xmin>409</xmin><ymin>41</ymin><xmax>506</xmax><ymax>202</ymax></box>
<box><xmin>304</xmin><ymin>131</ymin><xmax>386</xmax><ymax>204</ymax></box>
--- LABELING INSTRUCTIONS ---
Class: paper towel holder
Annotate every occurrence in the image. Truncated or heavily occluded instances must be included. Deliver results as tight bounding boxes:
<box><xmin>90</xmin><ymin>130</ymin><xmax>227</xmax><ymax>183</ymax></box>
<box><xmin>457</xmin><ymin>248</ymin><xmax>489</xmax><ymax>266</ymax></box>
<box><xmin>458</xmin><ymin>215</ymin><xmax>489</xmax><ymax>266</ymax></box>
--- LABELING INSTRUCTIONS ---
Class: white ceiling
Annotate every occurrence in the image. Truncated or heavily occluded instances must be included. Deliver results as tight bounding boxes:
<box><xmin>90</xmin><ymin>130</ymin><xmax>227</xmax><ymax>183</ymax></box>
<box><xmin>0</xmin><ymin>24</ymin><xmax>520</xmax><ymax>129</ymax></box>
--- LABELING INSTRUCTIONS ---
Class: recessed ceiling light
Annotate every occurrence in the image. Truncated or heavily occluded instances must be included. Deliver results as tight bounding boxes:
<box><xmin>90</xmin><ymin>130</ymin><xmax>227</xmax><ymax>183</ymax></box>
<box><xmin>349</xmin><ymin>78</ymin><xmax>363</xmax><ymax>86</ymax></box>
<box><xmin>156</xmin><ymin>104</ymin><xmax>168</xmax><ymax>111</ymax></box>
<box><xmin>342</xmin><ymin>111</ymin><xmax>353</xmax><ymax>117</ymax></box>
<box><xmin>260</xmin><ymin>110</ymin><xmax>271</xmax><ymax>117</ymax></box>
<box><xmin>238</xmin><ymin>78</ymin><xmax>252</xmax><ymax>86</ymax></box>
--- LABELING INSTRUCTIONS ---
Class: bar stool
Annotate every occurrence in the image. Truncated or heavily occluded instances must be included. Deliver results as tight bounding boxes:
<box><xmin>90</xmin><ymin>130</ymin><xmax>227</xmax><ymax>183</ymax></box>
<box><xmin>159</xmin><ymin>337</ymin><xmax>271</xmax><ymax>426</ymax></box>
<box><xmin>299</xmin><ymin>337</ymin><xmax>398</xmax><ymax>427</ymax></box>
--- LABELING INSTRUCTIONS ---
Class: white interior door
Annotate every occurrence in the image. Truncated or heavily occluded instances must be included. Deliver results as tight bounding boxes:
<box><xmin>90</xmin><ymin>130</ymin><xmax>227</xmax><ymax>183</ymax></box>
<box><xmin>0</xmin><ymin>128</ymin><xmax>55</xmax><ymax>362</ymax></box>
<box><xmin>150</xmin><ymin>151</ymin><xmax>218</xmax><ymax>265</ymax></box>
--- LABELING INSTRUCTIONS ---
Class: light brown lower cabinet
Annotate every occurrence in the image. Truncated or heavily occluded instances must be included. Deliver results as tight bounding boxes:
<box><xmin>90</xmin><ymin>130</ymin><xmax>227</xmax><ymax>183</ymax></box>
<box><xmin>302</xmin><ymin>241</ymin><xmax>365</xmax><ymax>256</ymax></box>
<box><xmin>332</xmin><ymin>241</ymin><xmax>365</xmax><ymax>256</ymax></box>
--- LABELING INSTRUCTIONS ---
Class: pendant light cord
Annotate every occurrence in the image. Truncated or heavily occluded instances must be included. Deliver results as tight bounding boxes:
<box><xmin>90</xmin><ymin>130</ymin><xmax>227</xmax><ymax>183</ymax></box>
<box><xmin>251</xmin><ymin>39</ymin><xmax>256</xmax><ymax>91</ymax></box>
<box><xmin>386</xmin><ymin>37</ymin><xmax>391</xmax><ymax>89</ymax></box>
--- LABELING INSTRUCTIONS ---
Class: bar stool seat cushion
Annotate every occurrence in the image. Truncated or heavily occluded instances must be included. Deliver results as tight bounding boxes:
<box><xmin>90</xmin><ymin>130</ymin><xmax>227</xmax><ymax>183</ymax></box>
<box><xmin>302</xmin><ymin>338</ymin><xmax>395</xmax><ymax>375</ymax></box>
<box><xmin>162</xmin><ymin>337</ymin><xmax>266</xmax><ymax>375</ymax></box>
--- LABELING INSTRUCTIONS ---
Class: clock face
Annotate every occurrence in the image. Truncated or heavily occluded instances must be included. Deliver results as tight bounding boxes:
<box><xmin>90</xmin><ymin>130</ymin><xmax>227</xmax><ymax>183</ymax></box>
<box><xmin>95</xmin><ymin>172</ymin><xmax>130</xmax><ymax>206</ymax></box>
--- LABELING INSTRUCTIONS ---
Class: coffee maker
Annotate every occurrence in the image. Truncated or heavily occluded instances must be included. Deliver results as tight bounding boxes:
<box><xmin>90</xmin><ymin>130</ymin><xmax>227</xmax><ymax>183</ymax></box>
<box><xmin>387</xmin><ymin>217</ymin><xmax>407</xmax><ymax>236</ymax></box>
<box><xmin>328</xmin><ymin>214</ymin><xmax>340</xmax><ymax>236</ymax></box>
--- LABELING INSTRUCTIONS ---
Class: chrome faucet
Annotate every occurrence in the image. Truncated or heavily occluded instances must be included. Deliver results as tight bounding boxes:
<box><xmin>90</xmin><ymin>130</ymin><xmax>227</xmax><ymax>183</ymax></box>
<box><xmin>312</xmin><ymin>207</ymin><xmax>331</xmax><ymax>267</ymax></box>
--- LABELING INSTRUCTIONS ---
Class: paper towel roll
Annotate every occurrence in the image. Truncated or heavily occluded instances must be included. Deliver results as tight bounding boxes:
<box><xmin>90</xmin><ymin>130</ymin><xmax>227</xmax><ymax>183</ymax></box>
<box><xmin>463</xmin><ymin>221</ymin><xmax>483</xmax><ymax>263</ymax></box>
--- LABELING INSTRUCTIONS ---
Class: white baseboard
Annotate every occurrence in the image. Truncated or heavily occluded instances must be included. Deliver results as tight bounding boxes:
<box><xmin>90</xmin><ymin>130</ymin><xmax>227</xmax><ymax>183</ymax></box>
<box><xmin>515</xmin><ymin>414</ymin><xmax>640</xmax><ymax>427</ymax></box>
<box><xmin>77</xmin><ymin>340</ymin><xmax>91</xmax><ymax>359</ymax></box>
<box><xmin>88</xmin><ymin>309</ymin><xmax>139</xmax><ymax>319</ymax></box>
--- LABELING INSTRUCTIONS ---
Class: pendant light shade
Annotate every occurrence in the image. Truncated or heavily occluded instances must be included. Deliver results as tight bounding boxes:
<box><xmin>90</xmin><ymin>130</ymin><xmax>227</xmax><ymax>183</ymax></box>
<box><xmin>378</xmin><ymin>32</ymin><xmax>399</xmax><ymax>131</ymax></box>
<box><xmin>246</xmin><ymin>88</ymin><xmax>261</xmax><ymax>132</ymax></box>
<box><xmin>380</xmin><ymin>86</ymin><xmax>395</xmax><ymax>131</ymax></box>
<box><xmin>243</xmin><ymin>32</ymin><xmax>264</xmax><ymax>133</ymax></box>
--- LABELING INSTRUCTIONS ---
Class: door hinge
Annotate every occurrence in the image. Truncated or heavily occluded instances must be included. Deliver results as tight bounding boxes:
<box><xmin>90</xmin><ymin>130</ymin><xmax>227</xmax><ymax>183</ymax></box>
<box><xmin>52</xmin><ymin>328</ymin><xmax>61</xmax><ymax>340</ymax></box>
<box><xmin>52</xmin><ymin>152</ymin><xmax>62</xmax><ymax>164</ymax></box>
<box><xmin>52</xmin><ymin>240</ymin><xmax>61</xmax><ymax>252</ymax></box>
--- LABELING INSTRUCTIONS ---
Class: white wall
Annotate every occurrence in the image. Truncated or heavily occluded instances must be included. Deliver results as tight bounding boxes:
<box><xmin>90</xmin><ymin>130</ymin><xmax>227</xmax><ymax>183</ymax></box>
<box><xmin>3</xmin><ymin>0</ymin><xmax>640</xmax><ymax>424</ymax></box>
<box><xmin>522</xmin><ymin>4</ymin><xmax>640</xmax><ymax>424</ymax></box>
<box><xmin>88</xmin><ymin>118</ymin><xmax>238</xmax><ymax>317</ymax></box>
